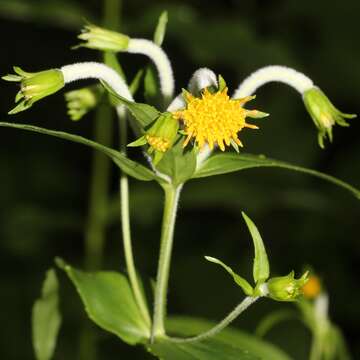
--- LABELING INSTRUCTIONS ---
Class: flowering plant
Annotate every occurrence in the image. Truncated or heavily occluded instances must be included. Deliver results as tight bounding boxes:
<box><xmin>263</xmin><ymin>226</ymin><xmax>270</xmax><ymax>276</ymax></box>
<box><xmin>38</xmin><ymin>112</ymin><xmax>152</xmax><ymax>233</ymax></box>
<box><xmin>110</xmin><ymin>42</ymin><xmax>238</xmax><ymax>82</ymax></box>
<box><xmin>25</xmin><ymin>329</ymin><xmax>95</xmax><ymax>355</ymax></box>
<box><xmin>1</xmin><ymin>7</ymin><xmax>358</xmax><ymax>360</ymax></box>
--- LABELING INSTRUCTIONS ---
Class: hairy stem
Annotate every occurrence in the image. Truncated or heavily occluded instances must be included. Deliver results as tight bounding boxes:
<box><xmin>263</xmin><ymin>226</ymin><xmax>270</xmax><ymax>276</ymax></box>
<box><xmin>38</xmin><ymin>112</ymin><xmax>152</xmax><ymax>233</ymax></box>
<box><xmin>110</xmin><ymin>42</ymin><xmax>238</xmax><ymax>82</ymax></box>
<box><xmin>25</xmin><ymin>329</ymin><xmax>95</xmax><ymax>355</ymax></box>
<box><xmin>152</xmin><ymin>185</ymin><xmax>182</xmax><ymax>339</ymax></box>
<box><xmin>169</xmin><ymin>296</ymin><xmax>260</xmax><ymax>343</ymax></box>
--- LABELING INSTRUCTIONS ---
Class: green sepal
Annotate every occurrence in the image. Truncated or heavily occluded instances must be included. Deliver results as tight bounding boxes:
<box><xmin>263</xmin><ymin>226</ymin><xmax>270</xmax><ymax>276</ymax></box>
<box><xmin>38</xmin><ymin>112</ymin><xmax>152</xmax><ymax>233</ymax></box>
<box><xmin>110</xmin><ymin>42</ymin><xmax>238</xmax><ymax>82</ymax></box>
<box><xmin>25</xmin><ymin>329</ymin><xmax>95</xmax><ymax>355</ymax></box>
<box><xmin>127</xmin><ymin>135</ymin><xmax>148</xmax><ymax>147</ymax></box>
<box><xmin>204</xmin><ymin>256</ymin><xmax>254</xmax><ymax>296</ymax></box>
<box><xmin>242</xmin><ymin>212</ymin><xmax>270</xmax><ymax>284</ymax></box>
<box><xmin>218</xmin><ymin>74</ymin><xmax>227</xmax><ymax>92</ymax></box>
<box><xmin>32</xmin><ymin>269</ymin><xmax>61</xmax><ymax>360</ymax></box>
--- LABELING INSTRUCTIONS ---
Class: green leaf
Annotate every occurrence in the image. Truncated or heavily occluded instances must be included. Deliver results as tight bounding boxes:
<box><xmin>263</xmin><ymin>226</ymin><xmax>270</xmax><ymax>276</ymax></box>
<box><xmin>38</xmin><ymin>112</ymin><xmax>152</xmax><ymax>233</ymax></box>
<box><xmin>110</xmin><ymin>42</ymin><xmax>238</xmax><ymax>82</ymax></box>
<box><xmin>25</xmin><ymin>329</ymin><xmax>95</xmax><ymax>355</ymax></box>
<box><xmin>241</xmin><ymin>213</ymin><xmax>270</xmax><ymax>284</ymax></box>
<box><xmin>144</xmin><ymin>65</ymin><xmax>162</xmax><ymax>108</ymax></box>
<box><xmin>129</xmin><ymin>69</ymin><xmax>145</xmax><ymax>96</ymax></box>
<box><xmin>165</xmin><ymin>316</ymin><xmax>292</xmax><ymax>360</ymax></box>
<box><xmin>56</xmin><ymin>259</ymin><xmax>150</xmax><ymax>345</ymax></box>
<box><xmin>193</xmin><ymin>153</ymin><xmax>360</xmax><ymax>199</ymax></box>
<box><xmin>153</xmin><ymin>11</ymin><xmax>168</xmax><ymax>46</ymax></box>
<box><xmin>148</xmin><ymin>338</ymin><xmax>258</xmax><ymax>360</ymax></box>
<box><xmin>0</xmin><ymin>122</ymin><xmax>161</xmax><ymax>182</ymax></box>
<box><xmin>204</xmin><ymin>256</ymin><xmax>253</xmax><ymax>296</ymax></box>
<box><xmin>32</xmin><ymin>269</ymin><xmax>61</xmax><ymax>360</ymax></box>
<box><xmin>255</xmin><ymin>310</ymin><xmax>297</xmax><ymax>337</ymax></box>
<box><xmin>156</xmin><ymin>136</ymin><xmax>197</xmax><ymax>186</ymax></box>
<box><xmin>101</xmin><ymin>81</ymin><xmax>160</xmax><ymax>128</ymax></box>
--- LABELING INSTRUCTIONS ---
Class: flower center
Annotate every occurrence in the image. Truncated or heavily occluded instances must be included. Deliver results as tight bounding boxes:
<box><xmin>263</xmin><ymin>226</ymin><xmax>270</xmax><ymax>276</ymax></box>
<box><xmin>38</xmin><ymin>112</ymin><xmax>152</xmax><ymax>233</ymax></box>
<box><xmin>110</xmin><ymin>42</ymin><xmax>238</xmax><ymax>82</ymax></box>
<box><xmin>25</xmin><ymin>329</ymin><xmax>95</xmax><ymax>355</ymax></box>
<box><xmin>146</xmin><ymin>134</ymin><xmax>170</xmax><ymax>152</ymax></box>
<box><xmin>173</xmin><ymin>88</ymin><xmax>259</xmax><ymax>151</ymax></box>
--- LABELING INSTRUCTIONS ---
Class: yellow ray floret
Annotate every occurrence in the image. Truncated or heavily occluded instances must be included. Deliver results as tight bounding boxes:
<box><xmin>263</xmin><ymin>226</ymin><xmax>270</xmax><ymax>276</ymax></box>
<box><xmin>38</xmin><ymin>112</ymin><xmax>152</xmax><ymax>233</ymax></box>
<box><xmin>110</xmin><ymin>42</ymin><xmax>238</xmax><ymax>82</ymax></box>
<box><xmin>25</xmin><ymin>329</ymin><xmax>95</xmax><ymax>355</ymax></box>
<box><xmin>173</xmin><ymin>88</ymin><xmax>267</xmax><ymax>151</ymax></box>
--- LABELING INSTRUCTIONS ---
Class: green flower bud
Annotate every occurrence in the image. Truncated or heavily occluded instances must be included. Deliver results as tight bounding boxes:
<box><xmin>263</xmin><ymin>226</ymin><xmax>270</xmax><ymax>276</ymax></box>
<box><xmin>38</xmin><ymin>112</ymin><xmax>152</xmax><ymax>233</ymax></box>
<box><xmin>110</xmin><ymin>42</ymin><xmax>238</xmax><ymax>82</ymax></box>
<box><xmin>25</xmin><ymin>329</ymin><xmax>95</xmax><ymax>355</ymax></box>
<box><xmin>128</xmin><ymin>112</ymin><xmax>179</xmax><ymax>165</ymax></box>
<box><xmin>303</xmin><ymin>87</ymin><xmax>356</xmax><ymax>148</ymax></box>
<box><xmin>76</xmin><ymin>24</ymin><xmax>130</xmax><ymax>52</ymax></box>
<box><xmin>64</xmin><ymin>85</ymin><xmax>103</xmax><ymax>121</ymax></box>
<box><xmin>267</xmin><ymin>271</ymin><xmax>309</xmax><ymax>302</ymax></box>
<box><xmin>2</xmin><ymin>66</ymin><xmax>64</xmax><ymax>114</ymax></box>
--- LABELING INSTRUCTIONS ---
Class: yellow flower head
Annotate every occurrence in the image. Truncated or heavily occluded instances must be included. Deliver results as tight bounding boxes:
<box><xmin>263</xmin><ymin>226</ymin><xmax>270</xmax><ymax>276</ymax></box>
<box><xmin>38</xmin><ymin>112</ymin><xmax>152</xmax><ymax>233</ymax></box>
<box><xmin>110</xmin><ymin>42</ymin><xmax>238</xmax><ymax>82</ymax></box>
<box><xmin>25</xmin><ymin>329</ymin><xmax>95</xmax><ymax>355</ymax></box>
<box><xmin>173</xmin><ymin>87</ymin><xmax>268</xmax><ymax>151</ymax></box>
<box><xmin>301</xmin><ymin>275</ymin><xmax>322</xmax><ymax>299</ymax></box>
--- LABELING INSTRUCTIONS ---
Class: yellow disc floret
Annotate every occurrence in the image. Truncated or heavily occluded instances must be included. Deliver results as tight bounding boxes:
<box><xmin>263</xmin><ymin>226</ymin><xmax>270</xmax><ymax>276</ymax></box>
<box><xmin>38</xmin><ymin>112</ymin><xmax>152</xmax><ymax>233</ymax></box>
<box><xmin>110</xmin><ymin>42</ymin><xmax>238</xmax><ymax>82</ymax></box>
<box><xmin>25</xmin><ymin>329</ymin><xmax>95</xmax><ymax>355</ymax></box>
<box><xmin>146</xmin><ymin>135</ymin><xmax>170</xmax><ymax>152</ymax></box>
<box><xmin>173</xmin><ymin>87</ymin><xmax>265</xmax><ymax>151</ymax></box>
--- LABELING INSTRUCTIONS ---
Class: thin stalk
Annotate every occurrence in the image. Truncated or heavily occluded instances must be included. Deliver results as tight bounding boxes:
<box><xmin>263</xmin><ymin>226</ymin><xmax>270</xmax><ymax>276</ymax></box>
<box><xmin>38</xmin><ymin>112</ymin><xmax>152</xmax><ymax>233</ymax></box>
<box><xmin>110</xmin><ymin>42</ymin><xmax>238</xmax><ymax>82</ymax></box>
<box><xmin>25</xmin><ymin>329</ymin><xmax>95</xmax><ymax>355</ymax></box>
<box><xmin>79</xmin><ymin>2</ymin><xmax>121</xmax><ymax>359</ymax></box>
<box><xmin>104</xmin><ymin>0</ymin><xmax>122</xmax><ymax>30</ymax></box>
<box><xmin>80</xmin><ymin>96</ymin><xmax>113</xmax><ymax>360</ymax></box>
<box><xmin>168</xmin><ymin>296</ymin><xmax>260</xmax><ymax>343</ymax></box>
<box><xmin>152</xmin><ymin>185</ymin><xmax>181</xmax><ymax>339</ymax></box>
<box><xmin>119</xmin><ymin>115</ymin><xmax>151</xmax><ymax>326</ymax></box>
<box><xmin>84</xmin><ymin>102</ymin><xmax>112</xmax><ymax>270</ymax></box>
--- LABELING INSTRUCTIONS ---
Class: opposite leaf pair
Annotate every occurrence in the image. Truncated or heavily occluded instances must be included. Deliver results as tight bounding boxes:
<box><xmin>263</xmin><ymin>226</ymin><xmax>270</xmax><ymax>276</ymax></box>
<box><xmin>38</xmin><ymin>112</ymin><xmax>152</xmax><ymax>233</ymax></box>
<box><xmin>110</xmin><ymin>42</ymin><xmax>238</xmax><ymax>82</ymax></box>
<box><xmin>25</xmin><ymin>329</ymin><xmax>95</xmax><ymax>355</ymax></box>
<box><xmin>206</xmin><ymin>212</ymin><xmax>309</xmax><ymax>301</ymax></box>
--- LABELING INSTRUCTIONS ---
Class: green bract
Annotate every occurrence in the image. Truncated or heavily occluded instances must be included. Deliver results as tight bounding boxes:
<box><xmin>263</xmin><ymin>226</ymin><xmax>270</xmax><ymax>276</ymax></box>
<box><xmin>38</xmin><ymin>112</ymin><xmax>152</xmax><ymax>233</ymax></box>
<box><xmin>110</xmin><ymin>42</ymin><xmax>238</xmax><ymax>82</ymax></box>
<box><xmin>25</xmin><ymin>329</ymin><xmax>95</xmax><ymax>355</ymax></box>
<box><xmin>2</xmin><ymin>67</ymin><xmax>64</xmax><ymax>114</ymax></box>
<box><xmin>267</xmin><ymin>271</ymin><xmax>309</xmax><ymax>302</ymax></box>
<box><xmin>303</xmin><ymin>86</ymin><xmax>357</xmax><ymax>148</ymax></box>
<box><xmin>65</xmin><ymin>85</ymin><xmax>103</xmax><ymax>121</ymax></box>
<box><xmin>205</xmin><ymin>213</ymin><xmax>309</xmax><ymax>302</ymax></box>
<box><xmin>76</xmin><ymin>24</ymin><xmax>130</xmax><ymax>52</ymax></box>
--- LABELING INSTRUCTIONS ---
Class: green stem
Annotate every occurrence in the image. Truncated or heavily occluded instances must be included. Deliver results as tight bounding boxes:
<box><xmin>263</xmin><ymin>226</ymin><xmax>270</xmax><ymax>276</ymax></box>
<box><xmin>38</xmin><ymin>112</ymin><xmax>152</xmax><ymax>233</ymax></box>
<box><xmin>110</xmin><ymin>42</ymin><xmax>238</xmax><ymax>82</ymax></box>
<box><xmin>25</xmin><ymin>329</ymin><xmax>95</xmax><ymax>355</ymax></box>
<box><xmin>119</xmin><ymin>115</ymin><xmax>151</xmax><ymax>326</ymax></box>
<box><xmin>152</xmin><ymin>184</ymin><xmax>182</xmax><ymax>339</ymax></box>
<box><xmin>104</xmin><ymin>0</ymin><xmax>122</xmax><ymax>30</ymax></box>
<box><xmin>168</xmin><ymin>296</ymin><xmax>260</xmax><ymax>343</ymax></box>
<box><xmin>84</xmin><ymin>102</ymin><xmax>112</xmax><ymax>270</ymax></box>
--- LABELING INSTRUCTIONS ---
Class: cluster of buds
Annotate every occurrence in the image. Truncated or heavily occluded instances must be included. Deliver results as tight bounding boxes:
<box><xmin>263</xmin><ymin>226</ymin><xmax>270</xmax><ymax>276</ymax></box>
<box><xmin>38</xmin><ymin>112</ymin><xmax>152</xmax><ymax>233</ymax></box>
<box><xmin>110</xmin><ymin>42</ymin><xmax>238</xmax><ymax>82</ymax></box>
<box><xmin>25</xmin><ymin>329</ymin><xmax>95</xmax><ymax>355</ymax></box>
<box><xmin>64</xmin><ymin>86</ymin><xmax>103</xmax><ymax>121</ymax></box>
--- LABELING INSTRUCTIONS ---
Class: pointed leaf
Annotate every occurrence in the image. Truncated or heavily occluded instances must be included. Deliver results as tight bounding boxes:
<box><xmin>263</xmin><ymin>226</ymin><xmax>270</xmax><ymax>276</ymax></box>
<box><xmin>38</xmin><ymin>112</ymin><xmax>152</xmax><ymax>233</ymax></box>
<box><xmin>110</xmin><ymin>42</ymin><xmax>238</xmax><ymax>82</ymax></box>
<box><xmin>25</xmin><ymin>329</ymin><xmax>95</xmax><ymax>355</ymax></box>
<box><xmin>166</xmin><ymin>316</ymin><xmax>292</xmax><ymax>360</ymax></box>
<box><xmin>0</xmin><ymin>122</ymin><xmax>162</xmax><ymax>182</ymax></box>
<box><xmin>205</xmin><ymin>256</ymin><xmax>253</xmax><ymax>296</ymax></box>
<box><xmin>101</xmin><ymin>81</ymin><xmax>160</xmax><ymax>128</ymax></box>
<box><xmin>56</xmin><ymin>259</ymin><xmax>150</xmax><ymax>345</ymax></box>
<box><xmin>148</xmin><ymin>337</ymin><xmax>258</xmax><ymax>360</ymax></box>
<box><xmin>32</xmin><ymin>269</ymin><xmax>61</xmax><ymax>360</ymax></box>
<box><xmin>241</xmin><ymin>212</ymin><xmax>270</xmax><ymax>284</ymax></box>
<box><xmin>129</xmin><ymin>69</ymin><xmax>145</xmax><ymax>96</ymax></box>
<box><xmin>153</xmin><ymin>11</ymin><xmax>168</xmax><ymax>46</ymax></box>
<box><xmin>193</xmin><ymin>153</ymin><xmax>360</xmax><ymax>199</ymax></box>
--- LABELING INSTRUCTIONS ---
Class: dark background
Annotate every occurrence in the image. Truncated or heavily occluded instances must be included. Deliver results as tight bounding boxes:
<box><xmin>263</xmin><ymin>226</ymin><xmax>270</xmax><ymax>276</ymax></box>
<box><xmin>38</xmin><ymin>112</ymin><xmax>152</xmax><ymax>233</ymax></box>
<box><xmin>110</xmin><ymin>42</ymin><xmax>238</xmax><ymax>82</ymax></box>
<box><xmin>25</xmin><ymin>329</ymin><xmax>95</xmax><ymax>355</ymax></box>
<box><xmin>0</xmin><ymin>0</ymin><xmax>359</xmax><ymax>359</ymax></box>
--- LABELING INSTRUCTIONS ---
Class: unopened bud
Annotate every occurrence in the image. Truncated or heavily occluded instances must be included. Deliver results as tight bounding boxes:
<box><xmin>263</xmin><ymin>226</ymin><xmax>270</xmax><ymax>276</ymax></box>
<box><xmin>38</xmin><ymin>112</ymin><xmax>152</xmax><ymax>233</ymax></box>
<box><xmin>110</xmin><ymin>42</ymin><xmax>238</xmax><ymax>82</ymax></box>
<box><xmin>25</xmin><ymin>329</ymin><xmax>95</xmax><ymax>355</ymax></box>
<box><xmin>128</xmin><ymin>112</ymin><xmax>179</xmax><ymax>165</ymax></box>
<box><xmin>303</xmin><ymin>87</ymin><xmax>356</xmax><ymax>148</ymax></box>
<box><xmin>76</xmin><ymin>24</ymin><xmax>130</xmax><ymax>52</ymax></box>
<box><xmin>267</xmin><ymin>271</ymin><xmax>309</xmax><ymax>302</ymax></box>
<box><xmin>2</xmin><ymin>67</ymin><xmax>64</xmax><ymax>114</ymax></box>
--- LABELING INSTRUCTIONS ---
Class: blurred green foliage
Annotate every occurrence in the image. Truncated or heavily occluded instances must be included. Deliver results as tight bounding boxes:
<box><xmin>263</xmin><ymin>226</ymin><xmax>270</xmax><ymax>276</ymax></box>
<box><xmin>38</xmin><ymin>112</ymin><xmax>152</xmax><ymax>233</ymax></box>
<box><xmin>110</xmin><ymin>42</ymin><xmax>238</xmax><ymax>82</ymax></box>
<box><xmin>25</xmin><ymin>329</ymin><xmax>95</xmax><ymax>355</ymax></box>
<box><xmin>0</xmin><ymin>0</ymin><xmax>359</xmax><ymax>359</ymax></box>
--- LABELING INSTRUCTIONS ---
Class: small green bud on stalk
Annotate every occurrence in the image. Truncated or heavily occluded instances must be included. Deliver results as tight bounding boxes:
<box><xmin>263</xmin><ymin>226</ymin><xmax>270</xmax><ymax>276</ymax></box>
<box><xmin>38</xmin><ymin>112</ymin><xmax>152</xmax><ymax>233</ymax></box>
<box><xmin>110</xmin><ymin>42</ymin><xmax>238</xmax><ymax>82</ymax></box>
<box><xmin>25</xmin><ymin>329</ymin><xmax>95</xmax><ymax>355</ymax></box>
<box><xmin>303</xmin><ymin>87</ymin><xmax>356</xmax><ymax>148</ymax></box>
<box><xmin>128</xmin><ymin>112</ymin><xmax>179</xmax><ymax>165</ymax></box>
<box><xmin>65</xmin><ymin>86</ymin><xmax>102</xmax><ymax>121</ymax></box>
<box><xmin>2</xmin><ymin>67</ymin><xmax>64</xmax><ymax>114</ymax></box>
<box><xmin>76</xmin><ymin>24</ymin><xmax>130</xmax><ymax>52</ymax></box>
<box><xmin>267</xmin><ymin>271</ymin><xmax>309</xmax><ymax>302</ymax></box>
